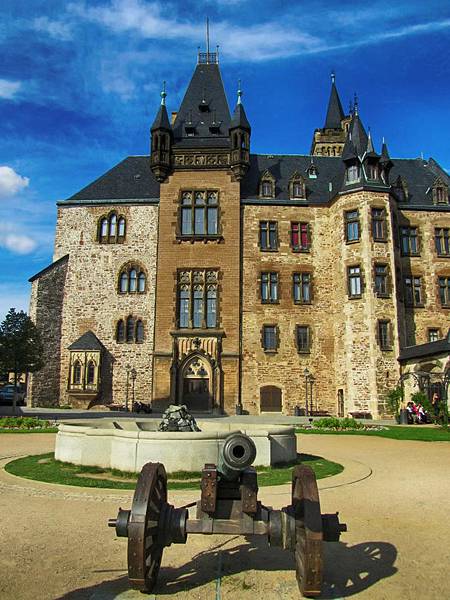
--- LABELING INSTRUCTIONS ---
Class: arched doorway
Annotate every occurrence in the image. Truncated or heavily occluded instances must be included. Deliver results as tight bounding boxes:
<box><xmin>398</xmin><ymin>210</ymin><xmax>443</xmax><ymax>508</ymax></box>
<box><xmin>180</xmin><ymin>355</ymin><xmax>212</xmax><ymax>412</ymax></box>
<box><xmin>260</xmin><ymin>385</ymin><xmax>282</xmax><ymax>412</ymax></box>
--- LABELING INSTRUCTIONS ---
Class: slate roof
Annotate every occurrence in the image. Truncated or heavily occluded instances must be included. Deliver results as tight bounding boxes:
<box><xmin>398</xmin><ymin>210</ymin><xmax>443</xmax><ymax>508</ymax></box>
<box><xmin>398</xmin><ymin>330</ymin><xmax>450</xmax><ymax>362</ymax></box>
<box><xmin>151</xmin><ymin>103</ymin><xmax>171</xmax><ymax>131</ymax></box>
<box><xmin>342</xmin><ymin>113</ymin><xmax>369</xmax><ymax>160</ymax></box>
<box><xmin>324</xmin><ymin>82</ymin><xmax>345</xmax><ymax>129</ymax></box>
<box><xmin>68</xmin><ymin>331</ymin><xmax>104</xmax><ymax>351</ymax></box>
<box><xmin>172</xmin><ymin>63</ymin><xmax>231</xmax><ymax>147</ymax></box>
<box><xmin>390</xmin><ymin>158</ymin><xmax>450</xmax><ymax>207</ymax></box>
<box><xmin>230</xmin><ymin>101</ymin><xmax>251</xmax><ymax>131</ymax></box>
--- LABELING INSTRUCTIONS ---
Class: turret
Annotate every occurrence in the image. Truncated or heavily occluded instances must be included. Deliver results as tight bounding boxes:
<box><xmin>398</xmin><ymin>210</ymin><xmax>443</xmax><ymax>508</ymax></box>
<box><xmin>229</xmin><ymin>82</ymin><xmax>251</xmax><ymax>180</ymax></box>
<box><xmin>379</xmin><ymin>138</ymin><xmax>393</xmax><ymax>184</ymax></box>
<box><xmin>311</xmin><ymin>73</ymin><xmax>350</xmax><ymax>156</ymax></box>
<box><xmin>150</xmin><ymin>82</ymin><xmax>172</xmax><ymax>182</ymax></box>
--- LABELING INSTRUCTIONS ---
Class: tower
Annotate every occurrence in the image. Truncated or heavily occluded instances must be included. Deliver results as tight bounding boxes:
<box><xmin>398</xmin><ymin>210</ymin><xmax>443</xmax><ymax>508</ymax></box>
<box><xmin>150</xmin><ymin>83</ymin><xmax>172</xmax><ymax>183</ymax></box>
<box><xmin>229</xmin><ymin>82</ymin><xmax>251</xmax><ymax>181</ymax></box>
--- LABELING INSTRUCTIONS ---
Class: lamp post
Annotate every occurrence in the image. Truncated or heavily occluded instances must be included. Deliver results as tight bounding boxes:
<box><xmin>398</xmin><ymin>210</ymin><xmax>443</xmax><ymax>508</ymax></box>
<box><xmin>304</xmin><ymin>368</ymin><xmax>310</xmax><ymax>417</ymax></box>
<box><xmin>125</xmin><ymin>364</ymin><xmax>131</xmax><ymax>412</ymax></box>
<box><xmin>131</xmin><ymin>368</ymin><xmax>137</xmax><ymax>410</ymax></box>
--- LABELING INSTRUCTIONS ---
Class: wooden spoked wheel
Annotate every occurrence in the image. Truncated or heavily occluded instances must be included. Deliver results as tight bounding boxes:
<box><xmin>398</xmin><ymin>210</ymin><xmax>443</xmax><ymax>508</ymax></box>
<box><xmin>127</xmin><ymin>462</ymin><xmax>167</xmax><ymax>593</ymax></box>
<box><xmin>291</xmin><ymin>465</ymin><xmax>323</xmax><ymax>598</ymax></box>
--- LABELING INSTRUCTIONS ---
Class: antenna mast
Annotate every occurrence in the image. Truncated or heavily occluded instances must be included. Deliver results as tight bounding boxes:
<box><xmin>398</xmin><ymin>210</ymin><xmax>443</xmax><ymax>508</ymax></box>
<box><xmin>206</xmin><ymin>17</ymin><xmax>210</xmax><ymax>63</ymax></box>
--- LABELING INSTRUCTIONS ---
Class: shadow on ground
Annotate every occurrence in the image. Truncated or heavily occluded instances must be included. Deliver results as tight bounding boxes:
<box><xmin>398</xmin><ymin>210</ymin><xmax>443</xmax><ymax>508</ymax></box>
<box><xmin>56</xmin><ymin>536</ymin><xmax>397</xmax><ymax>599</ymax></box>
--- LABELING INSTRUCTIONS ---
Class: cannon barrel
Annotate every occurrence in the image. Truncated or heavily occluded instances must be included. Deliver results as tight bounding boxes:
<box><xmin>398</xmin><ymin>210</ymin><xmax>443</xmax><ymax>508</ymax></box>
<box><xmin>218</xmin><ymin>432</ymin><xmax>257</xmax><ymax>481</ymax></box>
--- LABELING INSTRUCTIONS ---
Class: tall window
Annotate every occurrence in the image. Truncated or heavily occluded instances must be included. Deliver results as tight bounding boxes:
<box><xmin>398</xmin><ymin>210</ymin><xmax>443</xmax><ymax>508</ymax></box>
<box><xmin>177</xmin><ymin>270</ymin><xmax>218</xmax><ymax>329</ymax></box>
<box><xmin>291</xmin><ymin>222</ymin><xmax>310</xmax><ymax>252</ymax></box>
<box><xmin>433</xmin><ymin>185</ymin><xmax>448</xmax><ymax>205</ymax></box>
<box><xmin>98</xmin><ymin>213</ymin><xmax>126</xmax><ymax>243</ymax></box>
<box><xmin>116</xmin><ymin>317</ymin><xmax>144</xmax><ymax>343</ymax></box>
<box><xmin>87</xmin><ymin>361</ymin><xmax>95</xmax><ymax>385</ymax></box>
<box><xmin>378</xmin><ymin>320</ymin><xmax>392</xmax><ymax>350</ymax></box>
<box><xmin>180</xmin><ymin>190</ymin><xmax>218</xmax><ymax>237</ymax></box>
<box><xmin>73</xmin><ymin>361</ymin><xmax>82</xmax><ymax>384</ymax></box>
<box><xmin>118</xmin><ymin>265</ymin><xmax>146</xmax><ymax>293</ymax></box>
<box><xmin>435</xmin><ymin>228</ymin><xmax>450</xmax><ymax>256</ymax></box>
<box><xmin>126</xmin><ymin>316</ymin><xmax>135</xmax><ymax>342</ymax></box>
<box><xmin>116</xmin><ymin>320</ymin><xmax>125</xmax><ymax>343</ymax></box>
<box><xmin>296</xmin><ymin>325</ymin><xmax>311</xmax><ymax>353</ymax></box>
<box><xmin>293</xmin><ymin>273</ymin><xmax>311</xmax><ymax>304</ymax></box>
<box><xmin>260</xmin><ymin>176</ymin><xmax>274</xmax><ymax>198</ymax></box>
<box><xmin>262</xmin><ymin>325</ymin><xmax>277</xmax><ymax>351</ymax></box>
<box><xmin>374</xmin><ymin>264</ymin><xmax>389</xmax><ymax>297</ymax></box>
<box><xmin>438</xmin><ymin>277</ymin><xmax>450</xmax><ymax>307</ymax></box>
<box><xmin>366</xmin><ymin>164</ymin><xmax>378</xmax><ymax>180</ymax></box>
<box><xmin>289</xmin><ymin>175</ymin><xmax>305</xmax><ymax>199</ymax></box>
<box><xmin>404</xmin><ymin>276</ymin><xmax>423</xmax><ymax>307</ymax></box>
<box><xmin>261</xmin><ymin>272</ymin><xmax>278</xmax><ymax>303</ymax></box>
<box><xmin>372</xmin><ymin>208</ymin><xmax>386</xmax><ymax>241</ymax></box>
<box><xmin>345</xmin><ymin>210</ymin><xmax>360</xmax><ymax>242</ymax></box>
<box><xmin>346</xmin><ymin>165</ymin><xmax>360</xmax><ymax>183</ymax></box>
<box><xmin>260</xmin><ymin>221</ymin><xmax>278</xmax><ymax>250</ymax></box>
<box><xmin>348</xmin><ymin>266</ymin><xmax>362</xmax><ymax>298</ymax></box>
<box><xmin>400</xmin><ymin>226</ymin><xmax>419</xmax><ymax>256</ymax></box>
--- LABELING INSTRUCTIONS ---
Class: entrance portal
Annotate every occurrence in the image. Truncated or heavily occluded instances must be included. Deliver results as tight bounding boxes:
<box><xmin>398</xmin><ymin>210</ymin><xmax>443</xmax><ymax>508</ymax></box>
<box><xmin>180</xmin><ymin>356</ymin><xmax>212</xmax><ymax>412</ymax></box>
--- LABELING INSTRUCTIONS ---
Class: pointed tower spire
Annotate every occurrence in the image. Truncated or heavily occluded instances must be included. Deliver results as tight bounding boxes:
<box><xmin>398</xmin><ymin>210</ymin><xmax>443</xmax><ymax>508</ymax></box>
<box><xmin>150</xmin><ymin>83</ymin><xmax>172</xmax><ymax>182</ymax></box>
<box><xmin>342</xmin><ymin>110</ymin><xmax>368</xmax><ymax>160</ymax></box>
<box><xmin>324</xmin><ymin>72</ymin><xmax>345</xmax><ymax>129</ymax></box>
<box><xmin>229</xmin><ymin>79</ymin><xmax>251</xmax><ymax>180</ymax></box>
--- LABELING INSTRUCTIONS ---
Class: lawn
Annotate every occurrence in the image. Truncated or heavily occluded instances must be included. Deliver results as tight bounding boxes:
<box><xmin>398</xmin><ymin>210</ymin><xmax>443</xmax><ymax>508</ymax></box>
<box><xmin>4</xmin><ymin>452</ymin><xmax>343</xmax><ymax>491</ymax></box>
<box><xmin>295</xmin><ymin>426</ymin><xmax>450</xmax><ymax>442</ymax></box>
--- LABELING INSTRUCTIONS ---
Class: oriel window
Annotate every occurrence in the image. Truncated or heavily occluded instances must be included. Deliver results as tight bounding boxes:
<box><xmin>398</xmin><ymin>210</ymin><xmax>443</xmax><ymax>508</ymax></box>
<box><xmin>177</xmin><ymin>270</ymin><xmax>218</xmax><ymax>329</ymax></box>
<box><xmin>291</xmin><ymin>222</ymin><xmax>310</xmax><ymax>252</ymax></box>
<box><xmin>260</xmin><ymin>221</ymin><xmax>278</xmax><ymax>250</ymax></box>
<box><xmin>345</xmin><ymin>210</ymin><xmax>360</xmax><ymax>242</ymax></box>
<box><xmin>372</xmin><ymin>208</ymin><xmax>386</xmax><ymax>241</ymax></box>
<box><xmin>180</xmin><ymin>190</ymin><xmax>219</xmax><ymax>237</ymax></box>
<box><xmin>435</xmin><ymin>228</ymin><xmax>450</xmax><ymax>256</ymax></box>
<box><xmin>261</xmin><ymin>272</ymin><xmax>279</xmax><ymax>303</ymax></box>
<box><xmin>293</xmin><ymin>273</ymin><xmax>311</xmax><ymax>304</ymax></box>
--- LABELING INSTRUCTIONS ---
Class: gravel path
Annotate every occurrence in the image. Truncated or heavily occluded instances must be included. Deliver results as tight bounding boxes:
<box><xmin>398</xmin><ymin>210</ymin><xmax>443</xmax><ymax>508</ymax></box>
<box><xmin>0</xmin><ymin>432</ymin><xmax>448</xmax><ymax>599</ymax></box>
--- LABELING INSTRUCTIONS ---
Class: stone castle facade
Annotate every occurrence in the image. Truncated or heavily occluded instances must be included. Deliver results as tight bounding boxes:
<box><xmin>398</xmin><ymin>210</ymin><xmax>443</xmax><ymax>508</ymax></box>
<box><xmin>28</xmin><ymin>52</ymin><xmax>450</xmax><ymax>417</ymax></box>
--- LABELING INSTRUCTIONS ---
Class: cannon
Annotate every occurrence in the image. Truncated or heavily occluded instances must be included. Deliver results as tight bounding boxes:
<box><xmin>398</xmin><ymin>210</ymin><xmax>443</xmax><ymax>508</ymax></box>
<box><xmin>108</xmin><ymin>432</ymin><xmax>347</xmax><ymax>597</ymax></box>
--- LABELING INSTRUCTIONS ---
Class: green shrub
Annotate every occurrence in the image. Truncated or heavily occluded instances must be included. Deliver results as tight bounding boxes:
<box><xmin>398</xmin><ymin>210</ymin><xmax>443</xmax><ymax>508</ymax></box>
<box><xmin>385</xmin><ymin>386</ymin><xmax>403</xmax><ymax>416</ymax></box>
<box><xmin>313</xmin><ymin>417</ymin><xmax>363</xmax><ymax>430</ymax></box>
<box><xmin>0</xmin><ymin>416</ymin><xmax>51</xmax><ymax>429</ymax></box>
<box><xmin>411</xmin><ymin>391</ymin><xmax>432</xmax><ymax>413</ymax></box>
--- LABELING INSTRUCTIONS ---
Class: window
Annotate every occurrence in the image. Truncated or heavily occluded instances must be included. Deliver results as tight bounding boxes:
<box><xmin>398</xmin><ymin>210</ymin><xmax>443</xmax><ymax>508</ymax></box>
<box><xmin>293</xmin><ymin>273</ymin><xmax>311</xmax><ymax>304</ymax></box>
<box><xmin>345</xmin><ymin>210</ymin><xmax>360</xmax><ymax>242</ymax></box>
<box><xmin>180</xmin><ymin>190</ymin><xmax>219</xmax><ymax>237</ymax></box>
<box><xmin>291</xmin><ymin>222</ymin><xmax>310</xmax><ymax>252</ymax></box>
<box><xmin>126</xmin><ymin>316</ymin><xmax>135</xmax><ymax>342</ymax></box>
<box><xmin>98</xmin><ymin>212</ymin><xmax>126</xmax><ymax>243</ymax></box>
<box><xmin>308</xmin><ymin>165</ymin><xmax>317</xmax><ymax>179</ymax></box>
<box><xmin>118</xmin><ymin>265</ymin><xmax>146</xmax><ymax>294</ymax></box>
<box><xmin>117</xmin><ymin>317</ymin><xmax>144</xmax><ymax>343</ymax></box>
<box><xmin>435</xmin><ymin>228</ymin><xmax>450</xmax><ymax>256</ymax></box>
<box><xmin>404</xmin><ymin>276</ymin><xmax>423</xmax><ymax>307</ymax></box>
<box><xmin>348</xmin><ymin>266</ymin><xmax>362</xmax><ymax>298</ymax></box>
<box><xmin>260</xmin><ymin>221</ymin><xmax>278</xmax><ymax>250</ymax></box>
<box><xmin>374</xmin><ymin>264</ymin><xmax>389</xmax><ymax>297</ymax></box>
<box><xmin>366</xmin><ymin>163</ymin><xmax>378</xmax><ymax>180</ymax></box>
<box><xmin>346</xmin><ymin>165</ymin><xmax>360</xmax><ymax>183</ymax></box>
<box><xmin>296</xmin><ymin>325</ymin><xmax>311</xmax><ymax>353</ymax></box>
<box><xmin>433</xmin><ymin>184</ymin><xmax>449</xmax><ymax>205</ymax></box>
<box><xmin>400</xmin><ymin>226</ymin><xmax>419</xmax><ymax>256</ymax></box>
<box><xmin>372</xmin><ymin>208</ymin><xmax>386</xmax><ymax>241</ymax></box>
<box><xmin>428</xmin><ymin>328</ymin><xmax>441</xmax><ymax>342</ymax></box>
<box><xmin>177</xmin><ymin>270</ymin><xmax>218</xmax><ymax>329</ymax></box>
<box><xmin>73</xmin><ymin>361</ymin><xmax>82</xmax><ymax>384</ymax></box>
<box><xmin>136</xmin><ymin>320</ymin><xmax>144</xmax><ymax>343</ymax></box>
<box><xmin>438</xmin><ymin>277</ymin><xmax>450</xmax><ymax>307</ymax></box>
<box><xmin>378</xmin><ymin>320</ymin><xmax>392</xmax><ymax>350</ymax></box>
<box><xmin>261</xmin><ymin>272</ymin><xmax>278</xmax><ymax>303</ymax></box>
<box><xmin>87</xmin><ymin>361</ymin><xmax>95</xmax><ymax>385</ymax></box>
<box><xmin>262</xmin><ymin>325</ymin><xmax>277</xmax><ymax>352</ymax></box>
<box><xmin>259</xmin><ymin>171</ymin><xmax>275</xmax><ymax>198</ymax></box>
<box><xmin>289</xmin><ymin>174</ymin><xmax>305</xmax><ymax>199</ymax></box>
<box><xmin>116</xmin><ymin>320</ymin><xmax>125</xmax><ymax>343</ymax></box>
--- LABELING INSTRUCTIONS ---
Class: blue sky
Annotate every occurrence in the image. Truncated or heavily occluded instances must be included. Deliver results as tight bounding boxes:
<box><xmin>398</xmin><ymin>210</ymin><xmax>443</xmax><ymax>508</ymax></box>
<box><xmin>1</xmin><ymin>0</ymin><xmax>450</xmax><ymax>319</ymax></box>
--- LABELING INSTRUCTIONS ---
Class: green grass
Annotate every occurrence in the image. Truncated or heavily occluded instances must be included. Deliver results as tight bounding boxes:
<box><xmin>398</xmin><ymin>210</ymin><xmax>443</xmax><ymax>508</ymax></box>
<box><xmin>0</xmin><ymin>428</ymin><xmax>58</xmax><ymax>433</ymax></box>
<box><xmin>295</xmin><ymin>425</ymin><xmax>450</xmax><ymax>442</ymax></box>
<box><xmin>0</xmin><ymin>417</ymin><xmax>57</xmax><ymax>433</ymax></box>
<box><xmin>4</xmin><ymin>452</ymin><xmax>343</xmax><ymax>491</ymax></box>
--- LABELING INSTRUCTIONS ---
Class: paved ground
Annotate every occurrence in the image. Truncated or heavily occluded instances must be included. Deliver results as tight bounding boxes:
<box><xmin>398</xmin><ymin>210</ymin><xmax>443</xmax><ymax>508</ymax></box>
<box><xmin>0</xmin><ymin>432</ymin><xmax>448</xmax><ymax>599</ymax></box>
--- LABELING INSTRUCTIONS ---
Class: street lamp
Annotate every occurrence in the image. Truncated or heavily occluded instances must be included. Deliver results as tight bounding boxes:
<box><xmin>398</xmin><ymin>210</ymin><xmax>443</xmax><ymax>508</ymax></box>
<box><xmin>125</xmin><ymin>364</ymin><xmax>131</xmax><ymax>412</ymax></box>
<box><xmin>304</xmin><ymin>368</ymin><xmax>310</xmax><ymax>417</ymax></box>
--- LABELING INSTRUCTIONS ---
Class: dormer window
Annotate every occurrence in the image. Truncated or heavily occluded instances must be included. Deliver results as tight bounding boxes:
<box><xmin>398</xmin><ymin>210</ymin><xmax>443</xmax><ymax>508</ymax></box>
<box><xmin>346</xmin><ymin>165</ymin><xmax>360</xmax><ymax>184</ymax></box>
<box><xmin>432</xmin><ymin>179</ymin><xmax>449</xmax><ymax>205</ymax></box>
<box><xmin>259</xmin><ymin>170</ymin><xmax>275</xmax><ymax>198</ymax></box>
<box><xmin>289</xmin><ymin>173</ymin><xmax>306</xmax><ymax>199</ymax></box>
<box><xmin>185</xmin><ymin>125</ymin><xmax>196</xmax><ymax>136</ymax></box>
<box><xmin>307</xmin><ymin>165</ymin><xmax>317</xmax><ymax>179</ymax></box>
<box><xmin>366</xmin><ymin>164</ymin><xmax>379</xmax><ymax>180</ymax></box>
<box><xmin>262</xmin><ymin>182</ymin><xmax>272</xmax><ymax>197</ymax></box>
<box><xmin>394</xmin><ymin>176</ymin><xmax>408</xmax><ymax>203</ymax></box>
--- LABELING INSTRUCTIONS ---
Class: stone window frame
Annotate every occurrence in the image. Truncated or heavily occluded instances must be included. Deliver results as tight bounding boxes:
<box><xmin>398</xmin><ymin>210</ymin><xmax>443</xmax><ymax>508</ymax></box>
<box><xmin>428</xmin><ymin>328</ymin><xmax>441</xmax><ymax>342</ymax></box>
<box><xmin>259</xmin><ymin>170</ymin><xmax>275</xmax><ymax>198</ymax></box>
<box><xmin>118</xmin><ymin>262</ymin><xmax>147</xmax><ymax>294</ymax></box>
<box><xmin>177</xmin><ymin>189</ymin><xmax>221</xmax><ymax>241</ymax></box>
<box><xmin>98</xmin><ymin>211</ymin><xmax>126</xmax><ymax>244</ymax></box>
<box><xmin>261</xmin><ymin>324</ymin><xmax>279</xmax><ymax>353</ymax></box>
<box><xmin>435</xmin><ymin>227</ymin><xmax>450</xmax><ymax>257</ymax></box>
<box><xmin>432</xmin><ymin>178</ymin><xmax>449</xmax><ymax>205</ymax></box>
<box><xmin>344</xmin><ymin>209</ymin><xmax>360</xmax><ymax>243</ymax></box>
<box><xmin>176</xmin><ymin>269</ymin><xmax>219</xmax><ymax>329</ymax></box>
<box><xmin>116</xmin><ymin>316</ymin><xmax>145</xmax><ymax>344</ymax></box>
<box><xmin>394</xmin><ymin>175</ymin><xmax>409</xmax><ymax>203</ymax></box>
<box><xmin>259</xmin><ymin>220</ymin><xmax>278</xmax><ymax>251</ymax></box>
<box><xmin>289</xmin><ymin>172</ymin><xmax>306</xmax><ymax>200</ymax></box>
<box><xmin>365</xmin><ymin>161</ymin><xmax>379</xmax><ymax>181</ymax></box>
<box><xmin>400</xmin><ymin>225</ymin><xmax>420</xmax><ymax>256</ymax></box>
<box><xmin>377</xmin><ymin>319</ymin><xmax>393</xmax><ymax>351</ymax></box>
<box><xmin>404</xmin><ymin>274</ymin><xmax>424</xmax><ymax>308</ymax></box>
<box><xmin>260</xmin><ymin>271</ymin><xmax>279</xmax><ymax>304</ymax></box>
<box><xmin>371</xmin><ymin>207</ymin><xmax>387</xmax><ymax>242</ymax></box>
<box><xmin>347</xmin><ymin>264</ymin><xmax>363</xmax><ymax>299</ymax></box>
<box><xmin>295</xmin><ymin>324</ymin><xmax>311</xmax><ymax>354</ymax></box>
<box><xmin>293</xmin><ymin>272</ymin><xmax>312</xmax><ymax>304</ymax></box>
<box><xmin>438</xmin><ymin>276</ymin><xmax>450</xmax><ymax>308</ymax></box>
<box><xmin>374</xmin><ymin>263</ymin><xmax>390</xmax><ymax>298</ymax></box>
<box><xmin>290</xmin><ymin>222</ymin><xmax>311</xmax><ymax>252</ymax></box>
<box><xmin>68</xmin><ymin>351</ymin><xmax>101</xmax><ymax>392</ymax></box>
<box><xmin>345</xmin><ymin>164</ymin><xmax>361</xmax><ymax>184</ymax></box>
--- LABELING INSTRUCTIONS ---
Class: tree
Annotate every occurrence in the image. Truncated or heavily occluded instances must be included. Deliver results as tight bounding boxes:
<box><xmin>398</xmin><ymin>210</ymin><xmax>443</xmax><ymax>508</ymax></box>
<box><xmin>0</xmin><ymin>308</ymin><xmax>43</xmax><ymax>414</ymax></box>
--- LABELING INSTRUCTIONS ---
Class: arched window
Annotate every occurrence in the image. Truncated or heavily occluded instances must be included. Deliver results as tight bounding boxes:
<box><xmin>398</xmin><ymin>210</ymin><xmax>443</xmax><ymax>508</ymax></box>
<box><xmin>100</xmin><ymin>218</ymin><xmax>108</xmax><ymax>238</ymax></box>
<box><xmin>259</xmin><ymin>171</ymin><xmax>275</xmax><ymax>198</ymax></box>
<box><xmin>129</xmin><ymin>269</ymin><xmax>137</xmax><ymax>292</ymax></box>
<box><xmin>118</xmin><ymin>217</ymin><xmax>126</xmax><ymax>237</ymax></box>
<box><xmin>120</xmin><ymin>272</ymin><xmax>128</xmax><ymax>293</ymax></box>
<box><xmin>138</xmin><ymin>272</ymin><xmax>146</xmax><ymax>293</ymax></box>
<box><xmin>136</xmin><ymin>320</ymin><xmax>144</xmax><ymax>343</ymax></box>
<box><xmin>98</xmin><ymin>212</ymin><xmax>126</xmax><ymax>243</ymax></box>
<box><xmin>126</xmin><ymin>316</ymin><xmax>135</xmax><ymax>342</ymax></box>
<box><xmin>118</xmin><ymin>264</ymin><xmax>146</xmax><ymax>294</ymax></box>
<box><xmin>109</xmin><ymin>214</ymin><xmax>117</xmax><ymax>237</ymax></box>
<box><xmin>73</xmin><ymin>360</ymin><xmax>82</xmax><ymax>384</ymax></box>
<box><xmin>116</xmin><ymin>320</ymin><xmax>125</xmax><ymax>343</ymax></box>
<box><xmin>87</xmin><ymin>361</ymin><xmax>95</xmax><ymax>385</ymax></box>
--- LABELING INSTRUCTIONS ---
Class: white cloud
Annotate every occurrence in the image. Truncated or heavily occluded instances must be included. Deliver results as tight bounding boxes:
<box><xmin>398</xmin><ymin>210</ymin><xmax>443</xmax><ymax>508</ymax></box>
<box><xmin>0</xmin><ymin>166</ymin><xmax>30</xmax><ymax>199</ymax></box>
<box><xmin>0</xmin><ymin>234</ymin><xmax>37</xmax><ymax>255</ymax></box>
<box><xmin>0</xmin><ymin>79</ymin><xmax>21</xmax><ymax>99</ymax></box>
<box><xmin>32</xmin><ymin>16</ymin><xmax>73</xmax><ymax>41</ymax></box>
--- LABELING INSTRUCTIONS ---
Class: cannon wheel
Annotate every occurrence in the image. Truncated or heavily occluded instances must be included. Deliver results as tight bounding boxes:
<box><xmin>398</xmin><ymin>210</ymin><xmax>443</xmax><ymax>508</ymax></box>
<box><xmin>128</xmin><ymin>462</ymin><xmax>167</xmax><ymax>593</ymax></box>
<box><xmin>292</xmin><ymin>465</ymin><xmax>323</xmax><ymax>598</ymax></box>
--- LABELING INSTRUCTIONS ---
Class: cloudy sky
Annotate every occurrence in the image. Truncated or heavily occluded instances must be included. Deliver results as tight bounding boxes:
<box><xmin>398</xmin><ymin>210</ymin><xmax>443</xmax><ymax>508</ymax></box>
<box><xmin>1</xmin><ymin>0</ymin><xmax>450</xmax><ymax>319</ymax></box>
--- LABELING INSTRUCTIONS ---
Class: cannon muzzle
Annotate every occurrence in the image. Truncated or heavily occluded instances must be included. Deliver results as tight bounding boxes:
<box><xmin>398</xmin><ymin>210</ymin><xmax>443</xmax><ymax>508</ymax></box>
<box><xmin>218</xmin><ymin>432</ymin><xmax>257</xmax><ymax>480</ymax></box>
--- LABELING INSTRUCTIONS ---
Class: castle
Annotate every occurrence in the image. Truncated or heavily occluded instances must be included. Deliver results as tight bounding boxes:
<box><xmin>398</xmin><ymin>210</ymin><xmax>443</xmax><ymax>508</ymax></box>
<box><xmin>28</xmin><ymin>50</ymin><xmax>450</xmax><ymax>417</ymax></box>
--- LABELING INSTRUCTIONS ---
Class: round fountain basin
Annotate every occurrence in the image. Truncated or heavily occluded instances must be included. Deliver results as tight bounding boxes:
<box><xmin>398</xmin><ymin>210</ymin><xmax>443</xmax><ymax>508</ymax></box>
<box><xmin>55</xmin><ymin>418</ymin><xmax>297</xmax><ymax>473</ymax></box>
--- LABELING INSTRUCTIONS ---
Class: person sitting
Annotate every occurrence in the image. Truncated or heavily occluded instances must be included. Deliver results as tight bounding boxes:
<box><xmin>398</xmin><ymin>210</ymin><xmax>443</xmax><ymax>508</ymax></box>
<box><xmin>406</xmin><ymin>401</ymin><xmax>415</xmax><ymax>424</ymax></box>
<box><xmin>417</xmin><ymin>403</ymin><xmax>427</xmax><ymax>424</ymax></box>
